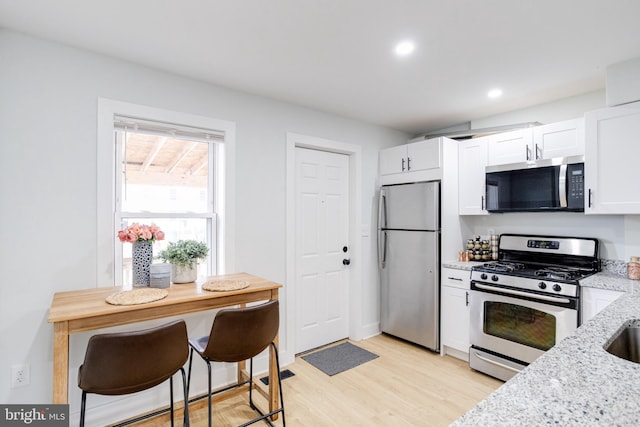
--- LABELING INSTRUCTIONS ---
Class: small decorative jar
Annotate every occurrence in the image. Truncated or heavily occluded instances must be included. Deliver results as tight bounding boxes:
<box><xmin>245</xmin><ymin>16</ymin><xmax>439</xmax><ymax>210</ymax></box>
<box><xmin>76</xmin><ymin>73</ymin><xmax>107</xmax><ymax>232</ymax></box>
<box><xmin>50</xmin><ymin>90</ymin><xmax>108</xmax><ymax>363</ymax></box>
<box><xmin>628</xmin><ymin>256</ymin><xmax>640</xmax><ymax>280</ymax></box>
<box><xmin>467</xmin><ymin>239</ymin><xmax>475</xmax><ymax>250</ymax></box>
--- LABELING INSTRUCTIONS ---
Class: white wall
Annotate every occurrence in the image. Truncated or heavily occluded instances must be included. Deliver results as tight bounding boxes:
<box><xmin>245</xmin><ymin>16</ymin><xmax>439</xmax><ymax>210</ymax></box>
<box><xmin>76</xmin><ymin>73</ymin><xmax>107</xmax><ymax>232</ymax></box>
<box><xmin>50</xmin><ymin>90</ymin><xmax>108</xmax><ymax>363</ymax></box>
<box><xmin>461</xmin><ymin>212</ymin><xmax>632</xmax><ymax>261</ymax></box>
<box><xmin>0</xmin><ymin>29</ymin><xmax>408</xmax><ymax>424</ymax></box>
<box><xmin>470</xmin><ymin>90</ymin><xmax>605</xmax><ymax>129</ymax></box>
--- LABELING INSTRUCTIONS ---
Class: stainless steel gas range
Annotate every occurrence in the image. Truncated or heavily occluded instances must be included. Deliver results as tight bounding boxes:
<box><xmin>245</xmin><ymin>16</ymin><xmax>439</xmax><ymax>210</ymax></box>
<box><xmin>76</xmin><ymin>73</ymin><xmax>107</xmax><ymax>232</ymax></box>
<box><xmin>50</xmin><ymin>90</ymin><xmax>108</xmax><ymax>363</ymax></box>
<box><xmin>469</xmin><ymin>234</ymin><xmax>600</xmax><ymax>381</ymax></box>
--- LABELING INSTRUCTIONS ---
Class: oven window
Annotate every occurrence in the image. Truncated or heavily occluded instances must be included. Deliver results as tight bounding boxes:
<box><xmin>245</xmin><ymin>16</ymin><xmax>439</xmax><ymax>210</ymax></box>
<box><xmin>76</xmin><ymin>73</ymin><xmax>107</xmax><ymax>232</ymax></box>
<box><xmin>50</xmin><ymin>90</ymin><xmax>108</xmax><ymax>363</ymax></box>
<box><xmin>483</xmin><ymin>301</ymin><xmax>556</xmax><ymax>351</ymax></box>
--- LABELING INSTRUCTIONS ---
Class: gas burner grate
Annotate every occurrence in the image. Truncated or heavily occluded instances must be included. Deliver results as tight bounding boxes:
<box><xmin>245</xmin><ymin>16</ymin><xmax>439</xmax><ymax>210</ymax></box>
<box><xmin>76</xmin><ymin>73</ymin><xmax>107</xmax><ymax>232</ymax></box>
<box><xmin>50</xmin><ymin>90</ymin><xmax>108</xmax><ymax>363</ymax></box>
<box><xmin>534</xmin><ymin>267</ymin><xmax>582</xmax><ymax>281</ymax></box>
<box><xmin>482</xmin><ymin>262</ymin><xmax>526</xmax><ymax>273</ymax></box>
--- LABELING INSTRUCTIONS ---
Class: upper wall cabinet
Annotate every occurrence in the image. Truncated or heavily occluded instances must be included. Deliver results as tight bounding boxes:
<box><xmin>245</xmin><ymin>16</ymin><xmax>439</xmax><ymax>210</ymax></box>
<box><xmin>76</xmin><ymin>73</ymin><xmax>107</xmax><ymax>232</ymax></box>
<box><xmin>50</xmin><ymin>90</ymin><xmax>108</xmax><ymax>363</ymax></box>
<box><xmin>532</xmin><ymin>118</ymin><xmax>585</xmax><ymax>159</ymax></box>
<box><xmin>379</xmin><ymin>144</ymin><xmax>410</xmax><ymax>176</ymax></box>
<box><xmin>585</xmin><ymin>102</ymin><xmax>640</xmax><ymax>214</ymax></box>
<box><xmin>379</xmin><ymin>138</ymin><xmax>442</xmax><ymax>185</ymax></box>
<box><xmin>487</xmin><ymin>119</ymin><xmax>584</xmax><ymax>166</ymax></box>
<box><xmin>458</xmin><ymin>136</ymin><xmax>489</xmax><ymax>215</ymax></box>
<box><xmin>380</xmin><ymin>139</ymin><xmax>440</xmax><ymax>176</ymax></box>
<box><xmin>487</xmin><ymin>129</ymin><xmax>533</xmax><ymax>165</ymax></box>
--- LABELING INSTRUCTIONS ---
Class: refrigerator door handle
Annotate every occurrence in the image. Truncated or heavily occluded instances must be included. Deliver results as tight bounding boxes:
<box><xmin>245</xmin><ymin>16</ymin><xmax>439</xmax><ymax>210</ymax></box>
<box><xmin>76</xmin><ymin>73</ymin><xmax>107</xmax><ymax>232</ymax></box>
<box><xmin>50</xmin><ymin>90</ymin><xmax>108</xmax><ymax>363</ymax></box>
<box><xmin>378</xmin><ymin>189</ymin><xmax>387</xmax><ymax>230</ymax></box>
<box><xmin>378</xmin><ymin>188</ymin><xmax>387</xmax><ymax>269</ymax></box>
<box><xmin>378</xmin><ymin>230</ymin><xmax>387</xmax><ymax>269</ymax></box>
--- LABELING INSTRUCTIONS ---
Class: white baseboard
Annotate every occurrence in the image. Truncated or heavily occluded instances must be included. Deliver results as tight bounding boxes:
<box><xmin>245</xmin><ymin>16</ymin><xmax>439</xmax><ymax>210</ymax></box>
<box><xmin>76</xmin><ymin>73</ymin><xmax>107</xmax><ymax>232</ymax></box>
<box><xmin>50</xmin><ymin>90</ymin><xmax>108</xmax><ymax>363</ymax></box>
<box><xmin>355</xmin><ymin>321</ymin><xmax>380</xmax><ymax>341</ymax></box>
<box><xmin>442</xmin><ymin>345</ymin><xmax>470</xmax><ymax>362</ymax></box>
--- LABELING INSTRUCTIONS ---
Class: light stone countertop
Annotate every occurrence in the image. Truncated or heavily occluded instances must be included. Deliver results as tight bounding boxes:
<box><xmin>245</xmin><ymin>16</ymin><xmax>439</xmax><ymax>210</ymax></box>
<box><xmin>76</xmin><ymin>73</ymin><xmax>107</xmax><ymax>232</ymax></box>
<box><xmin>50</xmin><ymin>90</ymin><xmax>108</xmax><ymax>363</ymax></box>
<box><xmin>442</xmin><ymin>260</ymin><xmax>484</xmax><ymax>271</ymax></box>
<box><xmin>580</xmin><ymin>271</ymin><xmax>639</xmax><ymax>293</ymax></box>
<box><xmin>451</xmin><ymin>272</ymin><xmax>640</xmax><ymax>426</ymax></box>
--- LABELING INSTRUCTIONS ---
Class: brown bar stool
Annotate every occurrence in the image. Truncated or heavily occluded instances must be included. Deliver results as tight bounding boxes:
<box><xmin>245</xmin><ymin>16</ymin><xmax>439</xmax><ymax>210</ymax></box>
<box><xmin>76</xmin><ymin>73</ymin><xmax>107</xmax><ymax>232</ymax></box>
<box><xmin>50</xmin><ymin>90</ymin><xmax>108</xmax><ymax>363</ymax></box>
<box><xmin>187</xmin><ymin>300</ymin><xmax>286</xmax><ymax>427</ymax></box>
<box><xmin>78</xmin><ymin>320</ymin><xmax>190</xmax><ymax>427</ymax></box>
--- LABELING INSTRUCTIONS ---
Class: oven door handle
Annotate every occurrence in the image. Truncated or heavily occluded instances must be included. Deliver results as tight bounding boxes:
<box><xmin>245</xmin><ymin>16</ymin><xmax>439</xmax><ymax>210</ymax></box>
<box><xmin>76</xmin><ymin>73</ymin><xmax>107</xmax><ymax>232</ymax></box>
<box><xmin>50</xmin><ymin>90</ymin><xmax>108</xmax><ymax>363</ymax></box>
<box><xmin>471</xmin><ymin>350</ymin><xmax>522</xmax><ymax>374</ymax></box>
<box><xmin>474</xmin><ymin>282</ymin><xmax>571</xmax><ymax>304</ymax></box>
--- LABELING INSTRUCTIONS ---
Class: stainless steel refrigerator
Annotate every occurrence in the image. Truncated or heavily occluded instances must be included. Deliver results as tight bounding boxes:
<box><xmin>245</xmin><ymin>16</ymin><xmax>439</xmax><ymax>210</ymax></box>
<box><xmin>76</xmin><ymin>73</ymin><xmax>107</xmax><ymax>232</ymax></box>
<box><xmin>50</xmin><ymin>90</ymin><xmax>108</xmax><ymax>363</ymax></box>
<box><xmin>378</xmin><ymin>181</ymin><xmax>440</xmax><ymax>351</ymax></box>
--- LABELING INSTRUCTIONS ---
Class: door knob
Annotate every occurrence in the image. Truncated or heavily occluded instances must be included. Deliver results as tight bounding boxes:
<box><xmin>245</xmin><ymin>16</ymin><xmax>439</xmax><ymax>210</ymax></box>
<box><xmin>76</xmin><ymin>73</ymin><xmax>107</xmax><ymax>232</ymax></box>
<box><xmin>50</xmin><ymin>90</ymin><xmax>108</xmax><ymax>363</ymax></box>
<box><xmin>342</xmin><ymin>259</ymin><xmax>351</xmax><ymax>266</ymax></box>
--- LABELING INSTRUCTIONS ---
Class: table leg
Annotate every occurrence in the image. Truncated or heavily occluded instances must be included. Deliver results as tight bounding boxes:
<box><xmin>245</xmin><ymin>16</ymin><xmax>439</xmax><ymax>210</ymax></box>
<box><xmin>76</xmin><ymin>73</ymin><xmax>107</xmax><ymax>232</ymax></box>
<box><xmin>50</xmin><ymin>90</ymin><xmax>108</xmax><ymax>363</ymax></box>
<box><xmin>269</xmin><ymin>289</ymin><xmax>280</xmax><ymax>420</ymax></box>
<box><xmin>269</xmin><ymin>333</ymin><xmax>279</xmax><ymax>420</ymax></box>
<box><xmin>53</xmin><ymin>321</ymin><xmax>69</xmax><ymax>404</ymax></box>
<box><xmin>237</xmin><ymin>303</ymin><xmax>247</xmax><ymax>383</ymax></box>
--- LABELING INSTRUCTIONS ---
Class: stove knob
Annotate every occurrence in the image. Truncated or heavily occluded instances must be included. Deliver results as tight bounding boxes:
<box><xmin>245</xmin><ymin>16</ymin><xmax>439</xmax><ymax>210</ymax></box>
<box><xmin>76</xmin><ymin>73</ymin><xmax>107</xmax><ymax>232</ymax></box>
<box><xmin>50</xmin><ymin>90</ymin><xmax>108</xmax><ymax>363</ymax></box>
<box><xmin>480</xmin><ymin>273</ymin><xmax>488</xmax><ymax>280</ymax></box>
<box><xmin>538</xmin><ymin>282</ymin><xmax>547</xmax><ymax>290</ymax></box>
<box><xmin>491</xmin><ymin>275</ymin><xmax>499</xmax><ymax>282</ymax></box>
<box><xmin>553</xmin><ymin>284</ymin><xmax>562</xmax><ymax>292</ymax></box>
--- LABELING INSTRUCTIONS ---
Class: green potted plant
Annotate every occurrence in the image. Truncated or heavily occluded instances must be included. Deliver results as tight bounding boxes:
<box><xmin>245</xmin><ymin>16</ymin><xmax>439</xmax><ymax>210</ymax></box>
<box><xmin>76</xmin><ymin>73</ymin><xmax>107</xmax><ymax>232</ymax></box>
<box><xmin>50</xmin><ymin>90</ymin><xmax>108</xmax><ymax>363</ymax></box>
<box><xmin>158</xmin><ymin>240</ymin><xmax>209</xmax><ymax>283</ymax></box>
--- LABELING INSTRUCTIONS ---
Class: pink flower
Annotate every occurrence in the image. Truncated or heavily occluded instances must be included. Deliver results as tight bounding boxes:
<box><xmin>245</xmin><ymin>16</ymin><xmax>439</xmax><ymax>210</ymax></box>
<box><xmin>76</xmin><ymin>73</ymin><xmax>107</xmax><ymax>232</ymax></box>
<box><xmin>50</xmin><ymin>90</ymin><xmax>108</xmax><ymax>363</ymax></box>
<box><xmin>116</xmin><ymin>223</ymin><xmax>164</xmax><ymax>243</ymax></box>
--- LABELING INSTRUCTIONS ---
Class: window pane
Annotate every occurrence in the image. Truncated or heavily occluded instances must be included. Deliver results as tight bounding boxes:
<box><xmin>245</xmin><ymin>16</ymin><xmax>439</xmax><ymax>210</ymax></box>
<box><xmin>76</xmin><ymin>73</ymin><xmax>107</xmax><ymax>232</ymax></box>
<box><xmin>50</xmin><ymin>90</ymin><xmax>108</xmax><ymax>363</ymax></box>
<box><xmin>120</xmin><ymin>131</ymin><xmax>209</xmax><ymax>213</ymax></box>
<box><xmin>120</xmin><ymin>217</ymin><xmax>211</xmax><ymax>286</ymax></box>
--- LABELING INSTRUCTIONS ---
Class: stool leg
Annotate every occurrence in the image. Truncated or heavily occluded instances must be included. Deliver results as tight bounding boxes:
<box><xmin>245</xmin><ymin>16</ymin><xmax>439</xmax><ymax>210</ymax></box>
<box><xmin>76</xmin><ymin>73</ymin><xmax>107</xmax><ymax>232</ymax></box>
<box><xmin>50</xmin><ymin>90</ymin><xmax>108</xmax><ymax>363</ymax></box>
<box><xmin>207</xmin><ymin>361</ymin><xmax>212</xmax><ymax>427</ymax></box>
<box><xmin>272</xmin><ymin>343</ymin><xmax>286</xmax><ymax>426</ymax></box>
<box><xmin>80</xmin><ymin>391</ymin><xmax>87</xmax><ymax>427</ymax></box>
<box><xmin>249</xmin><ymin>358</ymin><xmax>255</xmax><ymax>410</ymax></box>
<box><xmin>187</xmin><ymin>348</ymin><xmax>195</xmax><ymax>393</ymax></box>
<box><xmin>169</xmin><ymin>376</ymin><xmax>175</xmax><ymax>427</ymax></box>
<box><xmin>180</xmin><ymin>367</ymin><xmax>189</xmax><ymax>427</ymax></box>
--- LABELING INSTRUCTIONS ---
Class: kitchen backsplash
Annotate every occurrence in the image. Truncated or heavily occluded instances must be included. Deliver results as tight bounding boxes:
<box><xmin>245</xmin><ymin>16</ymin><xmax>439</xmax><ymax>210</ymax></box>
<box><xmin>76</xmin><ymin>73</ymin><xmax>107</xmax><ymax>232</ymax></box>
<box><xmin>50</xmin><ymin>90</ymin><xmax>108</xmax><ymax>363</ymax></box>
<box><xmin>601</xmin><ymin>259</ymin><xmax>628</xmax><ymax>277</ymax></box>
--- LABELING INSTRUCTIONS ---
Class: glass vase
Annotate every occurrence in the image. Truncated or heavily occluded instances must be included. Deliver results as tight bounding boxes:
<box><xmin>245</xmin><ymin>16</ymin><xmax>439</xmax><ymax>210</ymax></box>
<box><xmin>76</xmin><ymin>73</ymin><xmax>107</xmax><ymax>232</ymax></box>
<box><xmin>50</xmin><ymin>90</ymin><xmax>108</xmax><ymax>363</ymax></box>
<box><xmin>132</xmin><ymin>240</ymin><xmax>153</xmax><ymax>287</ymax></box>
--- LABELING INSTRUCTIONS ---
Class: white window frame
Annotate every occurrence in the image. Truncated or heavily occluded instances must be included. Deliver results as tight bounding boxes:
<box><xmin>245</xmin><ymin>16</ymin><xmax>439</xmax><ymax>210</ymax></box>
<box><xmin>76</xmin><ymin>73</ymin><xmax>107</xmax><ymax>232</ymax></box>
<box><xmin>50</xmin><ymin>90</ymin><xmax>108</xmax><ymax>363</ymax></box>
<box><xmin>113</xmin><ymin>124</ymin><xmax>218</xmax><ymax>283</ymax></box>
<box><xmin>97</xmin><ymin>98</ymin><xmax>236</xmax><ymax>286</ymax></box>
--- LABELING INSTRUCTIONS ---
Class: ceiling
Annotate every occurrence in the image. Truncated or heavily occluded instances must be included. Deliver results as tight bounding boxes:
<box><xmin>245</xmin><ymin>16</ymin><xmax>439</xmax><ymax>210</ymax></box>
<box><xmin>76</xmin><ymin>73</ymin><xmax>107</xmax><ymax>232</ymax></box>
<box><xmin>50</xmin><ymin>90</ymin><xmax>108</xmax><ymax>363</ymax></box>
<box><xmin>1</xmin><ymin>1</ymin><xmax>640</xmax><ymax>135</ymax></box>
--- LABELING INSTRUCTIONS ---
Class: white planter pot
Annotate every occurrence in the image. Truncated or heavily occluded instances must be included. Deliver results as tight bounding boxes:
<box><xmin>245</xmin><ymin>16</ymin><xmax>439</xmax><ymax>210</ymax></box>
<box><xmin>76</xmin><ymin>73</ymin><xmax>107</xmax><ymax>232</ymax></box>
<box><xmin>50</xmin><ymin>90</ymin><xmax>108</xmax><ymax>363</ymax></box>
<box><xmin>171</xmin><ymin>264</ymin><xmax>197</xmax><ymax>284</ymax></box>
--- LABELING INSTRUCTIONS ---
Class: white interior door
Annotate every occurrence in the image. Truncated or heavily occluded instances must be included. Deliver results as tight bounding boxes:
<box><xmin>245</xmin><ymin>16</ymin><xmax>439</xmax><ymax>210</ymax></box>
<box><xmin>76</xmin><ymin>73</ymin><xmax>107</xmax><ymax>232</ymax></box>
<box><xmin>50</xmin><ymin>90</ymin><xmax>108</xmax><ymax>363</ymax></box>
<box><xmin>295</xmin><ymin>147</ymin><xmax>350</xmax><ymax>353</ymax></box>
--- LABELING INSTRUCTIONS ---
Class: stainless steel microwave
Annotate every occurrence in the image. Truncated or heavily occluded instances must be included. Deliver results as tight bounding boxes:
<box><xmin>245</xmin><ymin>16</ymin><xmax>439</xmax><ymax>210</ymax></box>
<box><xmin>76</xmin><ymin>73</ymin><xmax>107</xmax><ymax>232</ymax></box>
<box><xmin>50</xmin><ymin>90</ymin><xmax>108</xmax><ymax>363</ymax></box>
<box><xmin>485</xmin><ymin>156</ymin><xmax>584</xmax><ymax>213</ymax></box>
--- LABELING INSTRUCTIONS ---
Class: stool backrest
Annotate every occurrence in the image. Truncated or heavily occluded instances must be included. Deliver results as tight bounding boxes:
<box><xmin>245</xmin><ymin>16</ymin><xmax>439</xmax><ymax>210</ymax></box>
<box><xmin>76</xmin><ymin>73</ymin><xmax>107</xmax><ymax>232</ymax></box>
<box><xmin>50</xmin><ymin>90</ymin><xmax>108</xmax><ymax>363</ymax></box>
<box><xmin>78</xmin><ymin>320</ymin><xmax>189</xmax><ymax>395</ymax></box>
<box><xmin>203</xmin><ymin>300</ymin><xmax>279</xmax><ymax>362</ymax></box>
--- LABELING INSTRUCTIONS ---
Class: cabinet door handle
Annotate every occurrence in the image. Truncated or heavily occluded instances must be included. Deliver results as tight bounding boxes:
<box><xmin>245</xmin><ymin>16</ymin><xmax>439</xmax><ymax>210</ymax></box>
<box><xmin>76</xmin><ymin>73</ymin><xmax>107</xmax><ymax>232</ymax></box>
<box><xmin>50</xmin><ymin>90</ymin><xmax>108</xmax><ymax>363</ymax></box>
<box><xmin>526</xmin><ymin>145</ymin><xmax>531</xmax><ymax>161</ymax></box>
<box><xmin>447</xmin><ymin>277</ymin><xmax>463</xmax><ymax>281</ymax></box>
<box><xmin>588</xmin><ymin>188</ymin><xmax>593</xmax><ymax>208</ymax></box>
<box><xmin>535</xmin><ymin>143</ymin><xmax>541</xmax><ymax>159</ymax></box>
<box><xmin>466</xmin><ymin>291</ymin><xmax>469</xmax><ymax>306</ymax></box>
<box><xmin>407</xmin><ymin>157</ymin><xmax>411</xmax><ymax>171</ymax></box>
<box><xmin>481</xmin><ymin>195</ymin><xmax>485</xmax><ymax>210</ymax></box>
<box><xmin>401</xmin><ymin>158</ymin><xmax>405</xmax><ymax>171</ymax></box>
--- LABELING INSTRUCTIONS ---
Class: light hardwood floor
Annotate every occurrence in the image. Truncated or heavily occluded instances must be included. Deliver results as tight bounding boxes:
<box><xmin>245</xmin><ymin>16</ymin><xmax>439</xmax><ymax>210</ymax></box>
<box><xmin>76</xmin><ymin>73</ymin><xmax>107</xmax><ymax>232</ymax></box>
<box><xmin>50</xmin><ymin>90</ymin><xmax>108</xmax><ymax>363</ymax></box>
<box><xmin>135</xmin><ymin>334</ymin><xmax>502</xmax><ymax>426</ymax></box>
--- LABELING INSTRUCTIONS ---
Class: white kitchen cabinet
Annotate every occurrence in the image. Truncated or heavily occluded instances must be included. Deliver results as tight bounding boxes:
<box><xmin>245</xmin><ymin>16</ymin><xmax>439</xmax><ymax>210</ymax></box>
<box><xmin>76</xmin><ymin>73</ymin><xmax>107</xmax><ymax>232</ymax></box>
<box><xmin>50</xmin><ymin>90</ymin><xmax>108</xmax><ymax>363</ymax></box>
<box><xmin>458</xmin><ymin>136</ymin><xmax>489</xmax><ymax>215</ymax></box>
<box><xmin>487</xmin><ymin>128</ymin><xmax>533</xmax><ymax>165</ymax></box>
<box><xmin>379</xmin><ymin>144</ymin><xmax>409</xmax><ymax>176</ymax></box>
<box><xmin>487</xmin><ymin>119</ymin><xmax>584</xmax><ymax>166</ymax></box>
<box><xmin>581</xmin><ymin>286</ymin><xmax>624</xmax><ymax>323</ymax></box>
<box><xmin>408</xmin><ymin>139</ymin><xmax>441</xmax><ymax>171</ymax></box>
<box><xmin>379</xmin><ymin>139</ymin><xmax>441</xmax><ymax>176</ymax></box>
<box><xmin>441</xmin><ymin>267</ymin><xmax>471</xmax><ymax>360</ymax></box>
<box><xmin>585</xmin><ymin>102</ymin><xmax>640</xmax><ymax>214</ymax></box>
<box><xmin>532</xmin><ymin>118</ymin><xmax>585</xmax><ymax>159</ymax></box>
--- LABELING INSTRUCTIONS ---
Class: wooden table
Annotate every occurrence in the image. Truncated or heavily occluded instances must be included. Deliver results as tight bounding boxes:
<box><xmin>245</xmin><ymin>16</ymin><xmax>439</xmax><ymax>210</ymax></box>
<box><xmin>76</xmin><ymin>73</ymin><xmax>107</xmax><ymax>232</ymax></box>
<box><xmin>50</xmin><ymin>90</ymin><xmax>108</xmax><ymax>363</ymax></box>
<box><xmin>48</xmin><ymin>272</ymin><xmax>282</xmax><ymax>419</ymax></box>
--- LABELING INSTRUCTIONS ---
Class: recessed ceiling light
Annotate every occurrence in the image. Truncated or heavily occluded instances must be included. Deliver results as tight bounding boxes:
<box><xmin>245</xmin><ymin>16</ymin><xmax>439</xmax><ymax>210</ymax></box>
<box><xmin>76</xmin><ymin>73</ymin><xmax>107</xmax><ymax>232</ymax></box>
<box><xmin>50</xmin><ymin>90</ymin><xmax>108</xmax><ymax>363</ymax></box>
<box><xmin>394</xmin><ymin>41</ymin><xmax>415</xmax><ymax>56</ymax></box>
<box><xmin>488</xmin><ymin>89</ymin><xmax>503</xmax><ymax>99</ymax></box>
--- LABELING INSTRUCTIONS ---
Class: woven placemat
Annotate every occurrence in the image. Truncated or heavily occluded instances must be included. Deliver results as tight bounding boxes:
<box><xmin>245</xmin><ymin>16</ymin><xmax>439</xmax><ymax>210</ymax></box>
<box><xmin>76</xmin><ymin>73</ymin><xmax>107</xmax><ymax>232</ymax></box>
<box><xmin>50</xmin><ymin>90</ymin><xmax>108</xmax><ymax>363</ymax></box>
<box><xmin>202</xmin><ymin>279</ymin><xmax>250</xmax><ymax>292</ymax></box>
<box><xmin>106</xmin><ymin>288</ymin><xmax>169</xmax><ymax>305</ymax></box>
